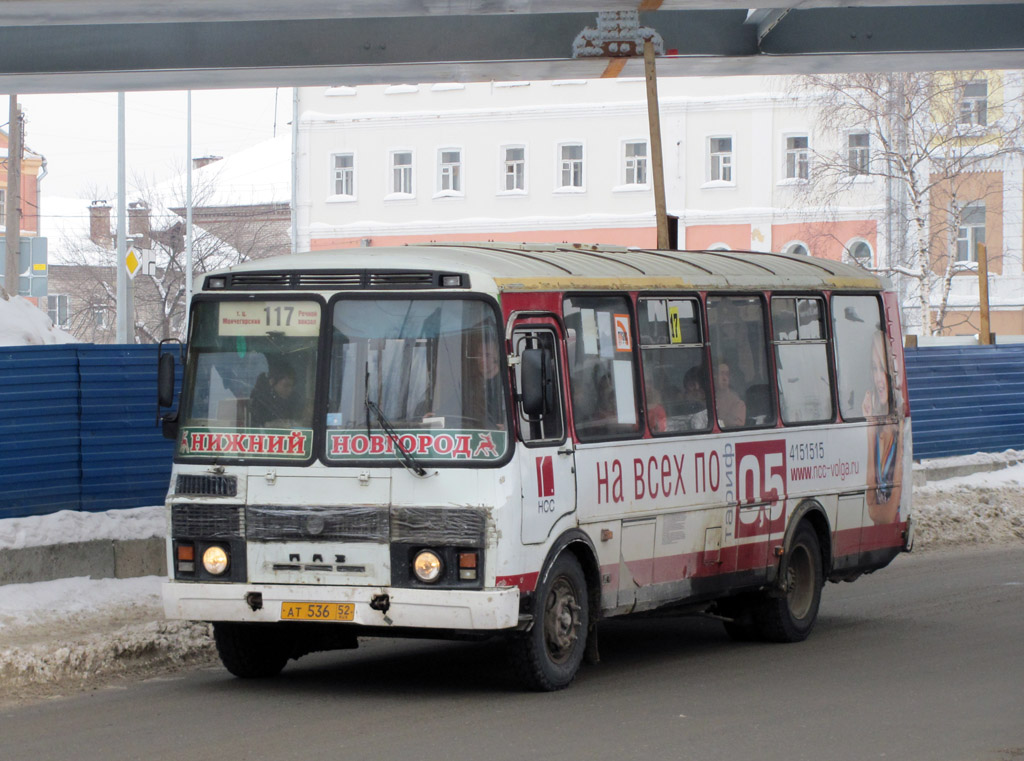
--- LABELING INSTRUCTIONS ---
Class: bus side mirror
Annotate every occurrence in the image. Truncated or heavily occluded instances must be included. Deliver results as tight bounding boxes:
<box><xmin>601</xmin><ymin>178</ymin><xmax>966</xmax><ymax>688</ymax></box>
<box><xmin>521</xmin><ymin>347</ymin><xmax>555</xmax><ymax>418</ymax></box>
<box><xmin>158</xmin><ymin>352</ymin><xmax>176</xmax><ymax>408</ymax></box>
<box><xmin>157</xmin><ymin>350</ymin><xmax>180</xmax><ymax>440</ymax></box>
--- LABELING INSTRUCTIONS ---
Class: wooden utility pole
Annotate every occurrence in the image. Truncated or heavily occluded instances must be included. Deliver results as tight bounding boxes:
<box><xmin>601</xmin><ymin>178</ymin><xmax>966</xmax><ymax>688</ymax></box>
<box><xmin>643</xmin><ymin>40</ymin><xmax>669</xmax><ymax>250</ymax></box>
<box><xmin>4</xmin><ymin>95</ymin><xmax>21</xmax><ymax>294</ymax></box>
<box><xmin>977</xmin><ymin>242</ymin><xmax>992</xmax><ymax>344</ymax></box>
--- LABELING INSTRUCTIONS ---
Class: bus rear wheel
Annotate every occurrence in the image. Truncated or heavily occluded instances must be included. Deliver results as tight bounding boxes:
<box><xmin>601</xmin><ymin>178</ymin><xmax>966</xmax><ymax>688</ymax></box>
<box><xmin>213</xmin><ymin>622</ymin><xmax>291</xmax><ymax>678</ymax></box>
<box><xmin>509</xmin><ymin>553</ymin><xmax>589</xmax><ymax>691</ymax></box>
<box><xmin>753</xmin><ymin>522</ymin><xmax>823</xmax><ymax>643</ymax></box>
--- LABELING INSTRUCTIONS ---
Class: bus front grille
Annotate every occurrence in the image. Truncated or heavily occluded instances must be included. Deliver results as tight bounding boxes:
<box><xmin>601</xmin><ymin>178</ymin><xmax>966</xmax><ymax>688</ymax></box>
<box><xmin>172</xmin><ymin>504</ymin><xmax>243</xmax><ymax>539</ymax></box>
<box><xmin>246</xmin><ymin>505</ymin><xmax>389</xmax><ymax>542</ymax></box>
<box><xmin>391</xmin><ymin>507</ymin><xmax>487</xmax><ymax>547</ymax></box>
<box><xmin>175</xmin><ymin>474</ymin><xmax>238</xmax><ymax>497</ymax></box>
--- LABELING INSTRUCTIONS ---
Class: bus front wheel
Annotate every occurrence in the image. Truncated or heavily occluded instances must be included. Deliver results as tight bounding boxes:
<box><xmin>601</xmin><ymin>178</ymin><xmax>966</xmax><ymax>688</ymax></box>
<box><xmin>213</xmin><ymin>622</ymin><xmax>291</xmax><ymax>679</ymax></box>
<box><xmin>510</xmin><ymin>553</ymin><xmax>589</xmax><ymax>691</ymax></box>
<box><xmin>754</xmin><ymin>522</ymin><xmax>823</xmax><ymax>643</ymax></box>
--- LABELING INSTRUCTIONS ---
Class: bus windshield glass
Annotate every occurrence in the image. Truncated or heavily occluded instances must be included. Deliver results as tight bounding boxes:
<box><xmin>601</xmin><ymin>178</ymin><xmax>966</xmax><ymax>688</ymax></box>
<box><xmin>326</xmin><ymin>298</ymin><xmax>509</xmax><ymax>464</ymax></box>
<box><xmin>176</xmin><ymin>299</ymin><xmax>321</xmax><ymax>461</ymax></box>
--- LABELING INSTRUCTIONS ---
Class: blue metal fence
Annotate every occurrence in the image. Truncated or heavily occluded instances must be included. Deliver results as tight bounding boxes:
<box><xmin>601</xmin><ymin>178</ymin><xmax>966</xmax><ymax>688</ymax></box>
<box><xmin>1</xmin><ymin>342</ymin><xmax>1022</xmax><ymax>519</ymax></box>
<box><xmin>0</xmin><ymin>344</ymin><xmax>178</xmax><ymax>519</ymax></box>
<box><xmin>904</xmin><ymin>343</ymin><xmax>1024</xmax><ymax>460</ymax></box>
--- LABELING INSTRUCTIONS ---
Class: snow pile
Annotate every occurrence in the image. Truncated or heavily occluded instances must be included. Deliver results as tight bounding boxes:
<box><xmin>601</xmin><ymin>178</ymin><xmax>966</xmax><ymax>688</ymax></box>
<box><xmin>0</xmin><ymin>575</ymin><xmax>215</xmax><ymax>705</ymax></box>
<box><xmin>913</xmin><ymin>460</ymin><xmax>1024</xmax><ymax>548</ymax></box>
<box><xmin>0</xmin><ymin>286</ymin><xmax>78</xmax><ymax>346</ymax></box>
<box><xmin>0</xmin><ymin>505</ymin><xmax>163</xmax><ymax>550</ymax></box>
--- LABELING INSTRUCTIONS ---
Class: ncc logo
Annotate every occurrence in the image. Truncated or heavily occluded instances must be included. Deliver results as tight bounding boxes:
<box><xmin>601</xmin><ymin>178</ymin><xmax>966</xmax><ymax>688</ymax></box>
<box><xmin>536</xmin><ymin>455</ymin><xmax>555</xmax><ymax>498</ymax></box>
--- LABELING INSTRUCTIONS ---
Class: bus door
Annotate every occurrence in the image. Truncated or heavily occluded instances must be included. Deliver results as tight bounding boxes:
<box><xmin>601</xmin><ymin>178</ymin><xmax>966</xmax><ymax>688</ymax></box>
<box><xmin>511</xmin><ymin>320</ymin><xmax>576</xmax><ymax>545</ymax></box>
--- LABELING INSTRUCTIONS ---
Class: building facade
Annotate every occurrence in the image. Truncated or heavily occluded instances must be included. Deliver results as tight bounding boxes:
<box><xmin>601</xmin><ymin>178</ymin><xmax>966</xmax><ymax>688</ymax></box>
<box><xmin>295</xmin><ymin>73</ymin><xmax>1024</xmax><ymax>336</ymax></box>
<box><xmin>295</xmin><ymin>77</ymin><xmax>880</xmax><ymax>262</ymax></box>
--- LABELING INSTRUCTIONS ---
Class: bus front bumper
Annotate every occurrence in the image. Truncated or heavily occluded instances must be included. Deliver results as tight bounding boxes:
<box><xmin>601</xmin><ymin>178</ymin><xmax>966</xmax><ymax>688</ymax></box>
<box><xmin>163</xmin><ymin>581</ymin><xmax>521</xmax><ymax>631</ymax></box>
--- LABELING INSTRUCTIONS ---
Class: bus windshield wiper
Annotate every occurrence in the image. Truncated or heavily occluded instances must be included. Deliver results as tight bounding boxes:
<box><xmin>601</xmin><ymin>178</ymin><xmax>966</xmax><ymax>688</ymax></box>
<box><xmin>364</xmin><ymin>365</ymin><xmax>427</xmax><ymax>477</ymax></box>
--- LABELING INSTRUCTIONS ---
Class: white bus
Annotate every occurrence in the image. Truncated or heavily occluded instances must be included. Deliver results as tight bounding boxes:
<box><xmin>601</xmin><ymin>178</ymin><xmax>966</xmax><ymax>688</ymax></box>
<box><xmin>158</xmin><ymin>242</ymin><xmax>912</xmax><ymax>691</ymax></box>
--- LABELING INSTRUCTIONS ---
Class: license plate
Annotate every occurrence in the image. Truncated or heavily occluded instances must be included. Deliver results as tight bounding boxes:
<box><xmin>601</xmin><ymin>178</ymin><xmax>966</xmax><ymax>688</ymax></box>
<box><xmin>280</xmin><ymin>601</ymin><xmax>355</xmax><ymax>621</ymax></box>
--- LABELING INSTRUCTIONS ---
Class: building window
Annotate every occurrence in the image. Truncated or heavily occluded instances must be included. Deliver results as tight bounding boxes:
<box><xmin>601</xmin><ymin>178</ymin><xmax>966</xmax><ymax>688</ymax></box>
<box><xmin>959</xmin><ymin>80</ymin><xmax>988</xmax><ymax>126</ymax></box>
<box><xmin>332</xmin><ymin>153</ymin><xmax>355</xmax><ymax>196</ymax></box>
<box><xmin>0</xmin><ymin>188</ymin><xmax>5</xmax><ymax>219</ymax></box>
<box><xmin>624</xmin><ymin>141</ymin><xmax>648</xmax><ymax>185</ymax></box>
<box><xmin>390</xmin><ymin>151</ymin><xmax>413</xmax><ymax>195</ymax></box>
<box><xmin>849</xmin><ymin>240</ymin><xmax>873</xmax><ymax>263</ymax></box>
<box><xmin>956</xmin><ymin>202</ymin><xmax>986</xmax><ymax>262</ymax></box>
<box><xmin>709</xmin><ymin>137</ymin><xmax>733</xmax><ymax>182</ymax></box>
<box><xmin>559</xmin><ymin>143</ymin><xmax>584</xmax><ymax>189</ymax></box>
<box><xmin>785</xmin><ymin>136</ymin><xmax>809</xmax><ymax>180</ymax></box>
<box><xmin>848</xmin><ymin>133</ymin><xmax>870</xmax><ymax>176</ymax></box>
<box><xmin>92</xmin><ymin>305</ymin><xmax>109</xmax><ymax>329</ymax></box>
<box><xmin>47</xmin><ymin>294</ymin><xmax>70</xmax><ymax>328</ymax></box>
<box><xmin>438</xmin><ymin>148</ymin><xmax>462</xmax><ymax>193</ymax></box>
<box><xmin>785</xmin><ymin>242</ymin><xmax>810</xmax><ymax>257</ymax></box>
<box><xmin>502</xmin><ymin>146</ymin><xmax>525</xmax><ymax>192</ymax></box>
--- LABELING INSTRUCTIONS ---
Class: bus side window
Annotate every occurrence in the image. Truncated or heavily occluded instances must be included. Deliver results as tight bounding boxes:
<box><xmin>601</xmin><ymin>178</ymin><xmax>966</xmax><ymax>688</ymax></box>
<box><xmin>707</xmin><ymin>295</ymin><xmax>775</xmax><ymax>430</ymax></box>
<box><xmin>831</xmin><ymin>295</ymin><xmax>891</xmax><ymax>420</ymax></box>
<box><xmin>562</xmin><ymin>296</ymin><xmax>641</xmax><ymax>441</ymax></box>
<box><xmin>771</xmin><ymin>296</ymin><xmax>835</xmax><ymax>425</ymax></box>
<box><xmin>638</xmin><ymin>296</ymin><xmax>711</xmax><ymax>435</ymax></box>
<box><xmin>512</xmin><ymin>329</ymin><xmax>565</xmax><ymax>443</ymax></box>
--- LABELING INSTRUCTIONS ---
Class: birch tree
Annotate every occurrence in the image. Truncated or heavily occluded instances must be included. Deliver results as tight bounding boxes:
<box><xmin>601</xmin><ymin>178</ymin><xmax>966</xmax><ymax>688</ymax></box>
<box><xmin>795</xmin><ymin>70</ymin><xmax>1024</xmax><ymax>335</ymax></box>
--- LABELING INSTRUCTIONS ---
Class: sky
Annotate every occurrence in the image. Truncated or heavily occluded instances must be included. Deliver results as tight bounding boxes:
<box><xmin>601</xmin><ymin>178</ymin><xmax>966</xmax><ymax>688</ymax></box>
<box><xmin>10</xmin><ymin>87</ymin><xmax>293</xmax><ymax>208</ymax></box>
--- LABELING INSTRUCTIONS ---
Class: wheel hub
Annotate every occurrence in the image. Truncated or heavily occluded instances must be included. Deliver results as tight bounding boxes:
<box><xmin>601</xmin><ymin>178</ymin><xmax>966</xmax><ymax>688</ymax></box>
<box><xmin>544</xmin><ymin>578</ymin><xmax>581</xmax><ymax>662</ymax></box>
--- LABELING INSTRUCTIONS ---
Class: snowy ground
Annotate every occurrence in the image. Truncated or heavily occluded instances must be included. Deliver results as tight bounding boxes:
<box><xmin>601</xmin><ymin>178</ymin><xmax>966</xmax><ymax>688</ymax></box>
<box><xmin>1</xmin><ymin>454</ymin><xmax>1023</xmax><ymax>706</ymax></box>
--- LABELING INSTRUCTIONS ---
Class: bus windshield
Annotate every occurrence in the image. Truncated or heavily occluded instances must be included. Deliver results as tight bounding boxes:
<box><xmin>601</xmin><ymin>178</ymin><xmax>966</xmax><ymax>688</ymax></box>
<box><xmin>326</xmin><ymin>298</ymin><xmax>509</xmax><ymax>464</ymax></box>
<box><xmin>176</xmin><ymin>299</ymin><xmax>321</xmax><ymax>461</ymax></box>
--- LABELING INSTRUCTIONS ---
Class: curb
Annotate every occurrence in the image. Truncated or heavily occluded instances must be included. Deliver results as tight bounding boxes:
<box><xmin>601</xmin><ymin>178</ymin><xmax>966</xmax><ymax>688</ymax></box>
<box><xmin>911</xmin><ymin>454</ymin><xmax>1024</xmax><ymax>487</ymax></box>
<box><xmin>0</xmin><ymin>537</ymin><xmax>165</xmax><ymax>586</ymax></box>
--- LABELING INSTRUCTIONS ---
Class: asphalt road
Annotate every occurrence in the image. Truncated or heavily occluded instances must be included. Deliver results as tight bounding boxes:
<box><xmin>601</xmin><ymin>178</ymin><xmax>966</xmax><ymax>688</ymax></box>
<box><xmin>3</xmin><ymin>545</ymin><xmax>1022</xmax><ymax>761</ymax></box>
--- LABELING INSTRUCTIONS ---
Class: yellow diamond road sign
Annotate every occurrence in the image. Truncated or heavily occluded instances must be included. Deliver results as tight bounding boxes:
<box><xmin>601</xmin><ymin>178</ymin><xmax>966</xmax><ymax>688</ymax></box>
<box><xmin>126</xmin><ymin>247</ymin><xmax>141</xmax><ymax>279</ymax></box>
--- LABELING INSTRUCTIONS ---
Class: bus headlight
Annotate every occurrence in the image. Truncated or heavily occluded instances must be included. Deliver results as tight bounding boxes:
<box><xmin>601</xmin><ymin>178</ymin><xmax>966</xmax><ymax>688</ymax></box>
<box><xmin>202</xmin><ymin>545</ymin><xmax>230</xmax><ymax>575</ymax></box>
<box><xmin>412</xmin><ymin>550</ymin><xmax>443</xmax><ymax>583</ymax></box>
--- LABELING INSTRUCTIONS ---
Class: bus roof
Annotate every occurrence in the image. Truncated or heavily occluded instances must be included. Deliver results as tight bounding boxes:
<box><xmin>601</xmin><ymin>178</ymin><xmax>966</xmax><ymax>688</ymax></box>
<box><xmin>206</xmin><ymin>243</ymin><xmax>887</xmax><ymax>293</ymax></box>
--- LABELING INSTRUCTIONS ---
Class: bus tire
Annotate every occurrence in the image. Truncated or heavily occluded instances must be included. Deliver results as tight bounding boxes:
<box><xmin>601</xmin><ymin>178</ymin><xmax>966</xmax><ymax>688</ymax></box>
<box><xmin>213</xmin><ymin>622</ymin><xmax>290</xmax><ymax>679</ymax></box>
<box><xmin>754</xmin><ymin>522</ymin><xmax>823</xmax><ymax>643</ymax></box>
<box><xmin>509</xmin><ymin>553</ymin><xmax>589</xmax><ymax>691</ymax></box>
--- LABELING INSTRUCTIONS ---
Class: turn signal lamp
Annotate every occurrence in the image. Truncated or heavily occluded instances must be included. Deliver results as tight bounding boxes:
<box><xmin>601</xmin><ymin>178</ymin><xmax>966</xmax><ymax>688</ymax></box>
<box><xmin>176</xmin><ymin>542</ymin><xmax>195</xmax><ymax>574</ymax></box>
<box><xmin>458</xmin><ymin>551</ymin><xmax>478</xmax><ymax>581</ymax></box>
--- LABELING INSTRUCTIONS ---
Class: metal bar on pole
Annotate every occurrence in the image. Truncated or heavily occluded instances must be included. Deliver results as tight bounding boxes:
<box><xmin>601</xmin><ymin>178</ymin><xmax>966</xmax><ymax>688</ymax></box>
<box><xmin>185</xmin><ymin>90</ymin><xmax>193</xmax><ymax>315</ymax></box>
<box><xmin>644</xmin><ymin>40</ymin><xmax>669</xmax><ymax>251</ymax></box>
<box><xmin>978</xmin><ymin>241</ymin><xmax>991</xmax><ymax>344</ymax></box>
<box><xmin>4</xmin><ymin>95</ymin><xmax>21</xmax><ymax>295</ymax></box>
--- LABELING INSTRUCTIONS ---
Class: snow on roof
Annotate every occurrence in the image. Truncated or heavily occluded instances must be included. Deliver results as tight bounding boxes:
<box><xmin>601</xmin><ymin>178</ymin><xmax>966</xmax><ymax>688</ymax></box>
<box><xmin>0</xmin><ymin>288</ymin><xmax>77</xmax><ymax>346</ymax></box>
<box><xmin>154</xmin><ymin>133</ymin><xmax>290</xmax><ymax>209</ymax></box>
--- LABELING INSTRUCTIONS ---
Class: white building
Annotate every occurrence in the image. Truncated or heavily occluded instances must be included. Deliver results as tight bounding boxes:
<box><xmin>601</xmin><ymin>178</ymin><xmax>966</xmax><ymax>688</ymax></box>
<box><xmin>295</xmin><ymin>73</ymin><xmax>1024</xmax><ymax>335</ymax></box>
<box><xmin>295</xmin><ymin>76</ymin><xmax>882</xmax><ymax>263</ymax></box>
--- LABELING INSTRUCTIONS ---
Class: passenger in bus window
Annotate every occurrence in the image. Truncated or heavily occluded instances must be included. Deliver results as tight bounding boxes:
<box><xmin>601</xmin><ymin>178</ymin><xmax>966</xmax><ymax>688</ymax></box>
<box><xmin>249</xmin><ymin>362</ymin><xmax>299</xmax><ymax>427</ymax></box>
<box><xmin>863</xmin><ymin>334</ymin><xmax>902</xmax><ymax>524</ymax></box>
<box><xmin>679</xmin><ymin>366</ymin><xmax>709</xmax><ymax>430</ymax></box>
<box><xmin>714</xmin><ymin>360</ymin><xmax>746</xmax><ymax>428</ymax></box>
<box><xmin>647</xmin><ymin>386</ymin><xmax>667</xmax><ymax>433</ymax></box>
